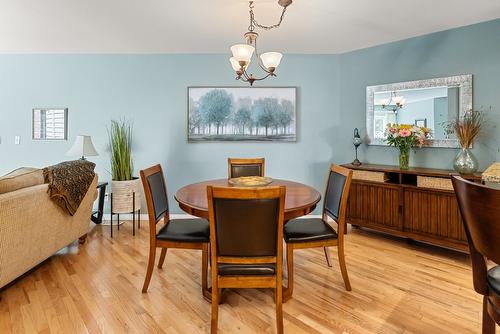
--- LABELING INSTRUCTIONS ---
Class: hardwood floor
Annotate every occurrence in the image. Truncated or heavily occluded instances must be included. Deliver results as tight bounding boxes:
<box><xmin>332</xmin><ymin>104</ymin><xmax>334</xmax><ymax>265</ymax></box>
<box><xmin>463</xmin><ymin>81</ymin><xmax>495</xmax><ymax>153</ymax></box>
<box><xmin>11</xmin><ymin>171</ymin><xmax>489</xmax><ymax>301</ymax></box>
<box><xmin>0</xmin><ymin>221</ymin><xmax>483</xmax><ymax>333</ymax></box>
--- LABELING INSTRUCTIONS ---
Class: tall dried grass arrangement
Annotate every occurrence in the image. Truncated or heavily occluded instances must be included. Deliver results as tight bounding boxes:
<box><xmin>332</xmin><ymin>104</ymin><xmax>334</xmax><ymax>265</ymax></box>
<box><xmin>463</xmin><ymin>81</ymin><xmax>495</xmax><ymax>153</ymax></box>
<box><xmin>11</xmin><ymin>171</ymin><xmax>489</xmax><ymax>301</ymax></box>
<box><xmin>451</xmin><ymin>110</ymin><xmax>484</xmax><ymax>149</ymax></box>
<box><xmin>109</xmin><ymin>119</ymin><xmax>133</xmax><ymax>181</ymax></box>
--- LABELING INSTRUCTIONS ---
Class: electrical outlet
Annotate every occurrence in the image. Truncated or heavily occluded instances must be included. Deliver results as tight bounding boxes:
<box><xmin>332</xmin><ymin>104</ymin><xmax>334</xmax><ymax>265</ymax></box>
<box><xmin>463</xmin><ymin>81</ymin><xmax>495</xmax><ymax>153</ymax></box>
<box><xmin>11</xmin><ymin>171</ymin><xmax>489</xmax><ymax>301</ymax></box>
<box><xmin>104</xmin><ymin>193</ymin><xmax>109</xmax><ymax>201</ymax></box>
<box><xmin>14</xmin><ymin>136</ymin><xmax>20</xmax><ymax>145</ymax></box>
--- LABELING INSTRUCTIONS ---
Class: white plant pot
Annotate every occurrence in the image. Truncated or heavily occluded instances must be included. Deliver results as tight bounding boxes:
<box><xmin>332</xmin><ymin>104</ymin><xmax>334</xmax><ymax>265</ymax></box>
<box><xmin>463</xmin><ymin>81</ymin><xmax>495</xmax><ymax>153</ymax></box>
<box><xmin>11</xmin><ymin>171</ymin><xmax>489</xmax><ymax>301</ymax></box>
<box><xmin>111</xmin><ymin>178</ymin><xmax>142</xmax><ymax>214</ymax></box>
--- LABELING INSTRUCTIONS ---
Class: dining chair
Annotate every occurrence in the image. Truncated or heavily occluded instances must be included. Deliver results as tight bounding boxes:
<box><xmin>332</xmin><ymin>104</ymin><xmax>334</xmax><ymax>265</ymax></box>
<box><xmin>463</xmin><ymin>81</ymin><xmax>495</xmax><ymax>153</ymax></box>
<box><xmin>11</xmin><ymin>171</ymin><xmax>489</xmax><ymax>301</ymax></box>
<box><xmin>283</xmin><ymin>164</ymin><xmax>353</xmax><ymax>299</ymax></box>
<box><xmin>227</xmin><ymin>157</ymin><xmax>265</xmax><ymax>178</ymax></box>
<box><xmin>140</xmin><ymin>164</ymin><xmax>210</xmax><ymax>298</ymax></box>
<box><xmin>207</xmin><ymin>185</ymin><xmax>286</xmax><ymax>334</ymax></box>
<box><xmin>452</xmin><ymin>176</ymin><xmax>500</xmax><ymax>334</ymax></box>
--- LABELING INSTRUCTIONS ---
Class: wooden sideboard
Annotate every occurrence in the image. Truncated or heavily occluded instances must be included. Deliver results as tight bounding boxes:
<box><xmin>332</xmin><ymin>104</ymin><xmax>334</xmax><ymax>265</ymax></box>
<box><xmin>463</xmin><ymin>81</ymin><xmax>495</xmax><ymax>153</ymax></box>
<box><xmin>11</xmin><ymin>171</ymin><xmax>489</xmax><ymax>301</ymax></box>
<box><xmin>342</xmin><ymin>163</ymin><xmax>482</xmax><ymax>252</ymax></box>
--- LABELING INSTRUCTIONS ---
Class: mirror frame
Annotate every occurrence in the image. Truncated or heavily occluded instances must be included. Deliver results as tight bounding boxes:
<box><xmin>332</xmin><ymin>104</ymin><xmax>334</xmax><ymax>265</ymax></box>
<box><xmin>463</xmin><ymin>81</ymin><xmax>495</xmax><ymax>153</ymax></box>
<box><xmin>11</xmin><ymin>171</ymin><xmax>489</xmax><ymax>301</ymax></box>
<box><xmin>366</xmin><ymin>74</ymin><xmax>472</xmax><ymax>148</ymax></box>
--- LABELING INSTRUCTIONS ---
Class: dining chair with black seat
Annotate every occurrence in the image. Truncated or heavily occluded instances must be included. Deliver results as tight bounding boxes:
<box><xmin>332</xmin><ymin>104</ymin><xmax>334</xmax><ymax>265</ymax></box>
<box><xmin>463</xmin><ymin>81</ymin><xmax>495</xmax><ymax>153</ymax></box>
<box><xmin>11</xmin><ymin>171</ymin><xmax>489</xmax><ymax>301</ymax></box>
<box><xmin>283</xmin><ymin>164</ymin><xmax>353</xmax><ymax>299</ymax></box>
<box><xmin>140</xmin><ymin>164</ymin><xmax>210</xmax><ymax>298</ymax></box>
<box><xmin>452</xmin><ymin>176</ymin><xmax>500</xmax><ymax>334</ymax></box>
<box><xmin>228</xmin><ymin>157</ymin><xmax>265</xmax><ymax>178</ymax></box>
<box><xmin>207</xmin><ymin>185</ymin><xmax>286</xmax><ymax>334</ymax></box>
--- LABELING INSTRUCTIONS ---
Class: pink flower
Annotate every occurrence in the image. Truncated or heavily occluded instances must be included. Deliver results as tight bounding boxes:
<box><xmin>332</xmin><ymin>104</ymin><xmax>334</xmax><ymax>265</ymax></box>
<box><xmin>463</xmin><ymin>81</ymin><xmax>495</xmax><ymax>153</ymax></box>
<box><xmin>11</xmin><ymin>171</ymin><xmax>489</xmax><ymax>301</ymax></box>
<box><xmin>399</xmin><ymin>129</ymin><xmax>411</xmax><ymax>137</ymax></box>
<box><xmin>389</xmin><ymin>127</ymin><xmax>398</xmax><ymax>133</ymax></box>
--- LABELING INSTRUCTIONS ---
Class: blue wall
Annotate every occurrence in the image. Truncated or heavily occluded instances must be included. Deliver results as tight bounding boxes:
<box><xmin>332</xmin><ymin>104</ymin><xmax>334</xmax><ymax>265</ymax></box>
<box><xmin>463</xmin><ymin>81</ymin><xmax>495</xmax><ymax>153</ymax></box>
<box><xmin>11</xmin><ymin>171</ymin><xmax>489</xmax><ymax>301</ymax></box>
<box><xmin>339</xmin><ymin>19</ymin><xmax>500</xmax><ymax>169</ymax></box>
<box><xmin>0</xmin><ymin>54</ymin><xmax>340</xmax><ymax>212</ymax></box>
<box><xmin>0</xmin><ymin>19</ymin><xmax>499</xmax><ymax>213</ymax></box>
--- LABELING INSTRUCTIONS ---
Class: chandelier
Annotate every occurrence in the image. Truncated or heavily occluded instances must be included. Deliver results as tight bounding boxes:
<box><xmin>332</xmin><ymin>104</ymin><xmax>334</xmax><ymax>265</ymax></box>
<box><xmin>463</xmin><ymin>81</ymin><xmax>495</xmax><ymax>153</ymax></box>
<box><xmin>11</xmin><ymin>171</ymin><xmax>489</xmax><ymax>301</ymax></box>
<box><xmin>380</xmin><ymin>91</ymin><xmax>406</xmax><ymax>113</ymax></box>
<box><xmin>229</xmin><ymin>0</ymin><xmax>293</xmax><ymax>86</ymax></box>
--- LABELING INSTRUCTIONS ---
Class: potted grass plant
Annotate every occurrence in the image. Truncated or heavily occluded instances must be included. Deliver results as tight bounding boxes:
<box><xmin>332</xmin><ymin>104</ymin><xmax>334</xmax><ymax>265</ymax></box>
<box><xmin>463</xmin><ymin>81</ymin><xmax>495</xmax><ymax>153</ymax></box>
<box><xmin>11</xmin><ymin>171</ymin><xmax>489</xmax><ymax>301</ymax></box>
<box><xmin>109</xmin><ymin>119</ymin><xmax>141</xmax><ymax>214</ymax></box>
<box><xmin>450</xmin><ymin>109</ymin><xmax>485</xmax><ymax>174</ymax></box>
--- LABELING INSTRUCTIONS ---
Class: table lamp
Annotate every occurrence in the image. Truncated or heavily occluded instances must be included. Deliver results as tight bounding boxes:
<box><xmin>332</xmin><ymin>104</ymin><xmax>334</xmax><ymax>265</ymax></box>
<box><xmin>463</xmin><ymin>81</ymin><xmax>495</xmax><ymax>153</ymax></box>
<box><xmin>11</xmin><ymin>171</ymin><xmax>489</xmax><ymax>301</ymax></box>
<box><xmin>352</xmin><ymin>128</ymin><xmax>362</xmax><ymax>166</ymax></box>
<box><xmin>66</xmin><ymin>135</ymin><xmax>99</xmax><ymax>160</ymax></box>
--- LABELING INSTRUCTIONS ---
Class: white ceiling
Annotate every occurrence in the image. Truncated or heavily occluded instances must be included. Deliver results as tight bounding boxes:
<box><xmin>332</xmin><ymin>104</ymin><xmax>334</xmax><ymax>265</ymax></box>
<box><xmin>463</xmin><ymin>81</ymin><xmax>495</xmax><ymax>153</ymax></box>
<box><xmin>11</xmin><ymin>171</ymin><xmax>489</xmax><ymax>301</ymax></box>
<box><xmin>0</xmin><ymin>0</ymin><xmax>499</xmax><ymax>54</ymax></box>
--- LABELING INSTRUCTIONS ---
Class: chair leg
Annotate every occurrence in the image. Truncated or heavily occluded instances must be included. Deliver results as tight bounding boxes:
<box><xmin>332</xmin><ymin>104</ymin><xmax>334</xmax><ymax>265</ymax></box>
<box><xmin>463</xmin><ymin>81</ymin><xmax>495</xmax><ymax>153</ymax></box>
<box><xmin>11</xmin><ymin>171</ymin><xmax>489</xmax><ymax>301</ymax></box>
<box><xmin>483</xmin><ymin>296</ymin><xmax>495</xmax><ymax>334</ymax></box>
<box><xmin>285</xmin><ymin>243</ymin><xmax>294</xmax><ymax>299</ymax></box>
<box><xmin>201</xmin><ymin>244</ymin><xmax>210</xmax><ymax>299</ymax></box>
<box><xmin>78</xmin><ymin>233</ymin><xmax>88</xmax><ymax>245</ymax></box>
<box><xmin>142</xmin><ymin>245</ymin><xmax>156</xmax><ymax>293</ymax></box>
<box><xmin>337</xmin><ymin>244</ymin><xmax>352</xmax><ymax>291</ymax></box>
<box><xmin>323</xmin><ymin>247</ymin><xmax>332</xmax><ymax>267</ymax></box>
<box><xmin>158</xmin><ymin>248</ymin><xmax>167</xmax><ymax>269</ymax></box>
<box><xmin>276</xmin><ymin>272</ymin><xmax>284</xmax><ymax>334</ymax></box>
<box><xmin>211</xmin><ymin>282</ymin><xmax>219</xmax><ymax>333</ymax></box>
<box><xmin>218</xmin><ymin>289</ymin><xmax>224</xmax><ymax>305</ymax></box>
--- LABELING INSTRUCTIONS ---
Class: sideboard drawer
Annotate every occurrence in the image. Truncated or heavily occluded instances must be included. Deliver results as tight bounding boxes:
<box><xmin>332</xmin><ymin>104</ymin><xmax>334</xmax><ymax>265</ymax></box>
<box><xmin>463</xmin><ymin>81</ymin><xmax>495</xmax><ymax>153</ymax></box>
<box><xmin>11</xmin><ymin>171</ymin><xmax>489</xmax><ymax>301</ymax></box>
<box><xmin>352</xmin><ymin>170</ymin><xmax>387</xmax><ymax>183</ymax></box>
<box><xmin>417</xmin><ymin>176</ymin><xmax>453</xmax><ymax>191</ymax></box>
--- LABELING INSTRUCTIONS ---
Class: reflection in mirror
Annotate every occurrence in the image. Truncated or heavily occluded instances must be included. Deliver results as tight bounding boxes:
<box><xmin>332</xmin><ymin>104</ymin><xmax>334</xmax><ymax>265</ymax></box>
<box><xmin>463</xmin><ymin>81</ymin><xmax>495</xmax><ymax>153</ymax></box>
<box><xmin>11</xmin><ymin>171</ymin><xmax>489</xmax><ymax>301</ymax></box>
<box><xmin>32</xmin><ymin>108</ymin><xmax>68</xmax><ymax>140</ymax></box>
<box><xmin>373</xmin><ymin>86</ymin><xmax>459</xmax><ymax>140</ymax></box>
<box><xmin>366</xmin><ymin>75</ymin><xmax>472</xmax><ymax>148</ymax></box>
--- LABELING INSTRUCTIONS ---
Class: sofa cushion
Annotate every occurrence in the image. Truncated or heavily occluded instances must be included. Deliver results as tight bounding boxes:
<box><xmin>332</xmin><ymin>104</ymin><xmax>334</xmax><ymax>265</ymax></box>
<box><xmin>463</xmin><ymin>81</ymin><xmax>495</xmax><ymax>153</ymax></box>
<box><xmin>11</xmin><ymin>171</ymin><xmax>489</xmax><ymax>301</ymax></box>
<box><xmin>0</xmin><ymin>167</ymin><xmax>44</xmax><ymax>194</ymax></box>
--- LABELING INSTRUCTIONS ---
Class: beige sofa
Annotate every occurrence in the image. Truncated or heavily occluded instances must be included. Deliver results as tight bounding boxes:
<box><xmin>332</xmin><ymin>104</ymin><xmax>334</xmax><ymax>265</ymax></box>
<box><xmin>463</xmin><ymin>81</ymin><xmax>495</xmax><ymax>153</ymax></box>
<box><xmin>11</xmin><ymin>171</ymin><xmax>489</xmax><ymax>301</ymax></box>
<box><xmin>0</xmin><ymin>167</ymin><xmax>97</xmax><ymax>289</ymax></box>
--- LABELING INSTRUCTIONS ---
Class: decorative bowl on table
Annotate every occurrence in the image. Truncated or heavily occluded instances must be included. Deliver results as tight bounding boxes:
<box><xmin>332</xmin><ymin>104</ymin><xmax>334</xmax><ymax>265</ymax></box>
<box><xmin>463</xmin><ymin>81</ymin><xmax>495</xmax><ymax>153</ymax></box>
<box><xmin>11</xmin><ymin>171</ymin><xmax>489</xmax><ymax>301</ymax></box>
<box><xmin>228</xmin><ymin>176</ymin><xmax>273</xmax><ymax>187</ymax></box>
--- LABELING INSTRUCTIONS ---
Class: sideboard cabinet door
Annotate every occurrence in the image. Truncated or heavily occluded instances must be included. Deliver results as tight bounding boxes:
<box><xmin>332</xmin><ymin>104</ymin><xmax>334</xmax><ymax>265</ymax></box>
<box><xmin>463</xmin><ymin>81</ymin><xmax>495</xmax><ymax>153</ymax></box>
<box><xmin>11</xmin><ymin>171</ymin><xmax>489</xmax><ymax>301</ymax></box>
<box><xmin>347</xmin><ymin>182</ymin><xmax>402</xmax><ymax>231</ymax></box>
<box><xmin>403</xmin><ymin>188</ymin><xmax>467</xmax><ymax>244</ymax></box>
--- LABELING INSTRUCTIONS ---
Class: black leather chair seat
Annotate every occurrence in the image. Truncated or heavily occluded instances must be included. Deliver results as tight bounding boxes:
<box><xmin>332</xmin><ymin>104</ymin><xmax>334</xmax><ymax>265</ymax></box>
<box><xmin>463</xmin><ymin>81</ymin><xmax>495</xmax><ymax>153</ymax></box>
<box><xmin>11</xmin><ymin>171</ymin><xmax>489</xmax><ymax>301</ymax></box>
<box><xmin>218</xmin><ymin>264</ymin><xmax>276</xmax><ymax>276</ymax></box>
<box><xmin>284</xmin><ymin>218</ymin><xmax>338</xmax><ymax>243</ymax></box>
<box><xmin>157</xmin><ymin>218</ymin><xmax>209</xmax><ymax>243</ymax></box>
<box><xmin>488</xmin><ymin>266</ymin><xmax>500</xmax><ymax>295</ymax></box>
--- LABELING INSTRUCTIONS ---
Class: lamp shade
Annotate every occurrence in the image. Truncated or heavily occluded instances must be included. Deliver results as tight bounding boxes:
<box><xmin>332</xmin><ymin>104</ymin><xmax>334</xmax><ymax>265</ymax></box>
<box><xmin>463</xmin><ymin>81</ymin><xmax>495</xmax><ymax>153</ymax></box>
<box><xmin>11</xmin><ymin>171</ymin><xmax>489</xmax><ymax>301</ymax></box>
<box><xmin>379</xmin><ymin>98</ymin><xmax>390</xmax><ymax>106</ymax></box>
<box><xmin>230</xmin><ymin>57</ymin><xmax>251</xmax><ymax>72</ymax></box>
<box><xmin>260</xmin><ymin>52</ymin><xmax>282</xmax><ymax>69</ymax></box>
<box><xmin>230</xmin><ymin>44</ymin><xmax>255</xmax><ymax>62</ymax></box>
<box><xmin>66</xmin><ymin>135</ymin><xmax>98</xmax><ymax>159</ymax></box>
<box><xmin>393</xmin><ymin>96</ymin><xmax>404</xmax><ymax>105</ymax></box>
<box><xmin>229</xmin><ymin>57</ymin><xmax>242</xmax><ymax>71</ymax></box>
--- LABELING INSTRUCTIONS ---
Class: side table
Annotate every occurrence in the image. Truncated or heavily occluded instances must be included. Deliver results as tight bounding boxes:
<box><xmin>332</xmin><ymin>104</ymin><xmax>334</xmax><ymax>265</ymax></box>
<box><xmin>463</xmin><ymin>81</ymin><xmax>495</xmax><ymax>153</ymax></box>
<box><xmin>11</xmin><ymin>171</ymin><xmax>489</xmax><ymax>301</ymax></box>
<box><xmin>91</xmin><ymin>182</ymin><xmax>108</xmax><ymax>225</ymax></box>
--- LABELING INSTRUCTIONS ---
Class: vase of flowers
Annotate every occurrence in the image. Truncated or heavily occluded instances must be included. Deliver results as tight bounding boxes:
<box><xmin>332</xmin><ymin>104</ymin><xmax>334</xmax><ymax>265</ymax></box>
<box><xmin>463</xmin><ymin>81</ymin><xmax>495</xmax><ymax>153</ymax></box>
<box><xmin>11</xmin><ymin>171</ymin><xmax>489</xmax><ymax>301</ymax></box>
<box><xmin>385</xmin><ymin>124</ymin><xmax>431</xmax><ymax>170</ymax></box>
<box><xmin>449</xmin><ymin>110</ymin><xmax>484</xmax><ymax>174</ymax></box>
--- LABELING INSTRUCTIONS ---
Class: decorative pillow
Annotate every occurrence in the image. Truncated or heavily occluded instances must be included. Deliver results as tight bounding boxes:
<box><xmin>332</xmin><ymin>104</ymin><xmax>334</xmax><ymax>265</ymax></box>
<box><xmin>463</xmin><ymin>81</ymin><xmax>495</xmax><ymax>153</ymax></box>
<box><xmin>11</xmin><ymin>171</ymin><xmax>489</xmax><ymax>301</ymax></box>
<box><xmin>0</xmin><ymin>167</ymin><xmax>44</xmax><ymax>194</ymax></box>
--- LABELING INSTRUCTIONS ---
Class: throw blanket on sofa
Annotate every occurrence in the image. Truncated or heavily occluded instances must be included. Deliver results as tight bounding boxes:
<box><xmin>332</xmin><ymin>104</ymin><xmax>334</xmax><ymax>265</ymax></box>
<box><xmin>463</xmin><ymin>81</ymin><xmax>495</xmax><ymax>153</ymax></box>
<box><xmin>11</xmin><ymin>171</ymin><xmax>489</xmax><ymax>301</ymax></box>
<box><xmin>43</xmin><ymin>160</ymin><xmax>96</xmax><ymax>215</ymax></box>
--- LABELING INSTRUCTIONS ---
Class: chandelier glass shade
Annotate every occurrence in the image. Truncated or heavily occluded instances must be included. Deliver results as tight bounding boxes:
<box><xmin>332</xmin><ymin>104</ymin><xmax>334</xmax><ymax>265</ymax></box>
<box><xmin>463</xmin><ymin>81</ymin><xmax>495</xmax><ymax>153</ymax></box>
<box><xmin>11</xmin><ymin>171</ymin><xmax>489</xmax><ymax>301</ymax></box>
<box><xmin>229</xmin><ymin>1</ymin><xmax>292</xmax><ymax>86</ymax></box>
<box><xmin>380</xmin><ymin>91</ymin><xmax>406</xmax><ymax>113</ymax></box>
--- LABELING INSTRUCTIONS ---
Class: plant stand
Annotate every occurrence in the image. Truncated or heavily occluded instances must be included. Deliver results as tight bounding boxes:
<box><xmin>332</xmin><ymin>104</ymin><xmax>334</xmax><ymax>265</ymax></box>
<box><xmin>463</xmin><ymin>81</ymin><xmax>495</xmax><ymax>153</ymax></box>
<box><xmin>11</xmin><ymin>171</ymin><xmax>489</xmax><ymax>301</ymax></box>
<box><xmin>110</xmin><ymin>192</ymin><xmax>141</xmax><ymax>238</ymax></box>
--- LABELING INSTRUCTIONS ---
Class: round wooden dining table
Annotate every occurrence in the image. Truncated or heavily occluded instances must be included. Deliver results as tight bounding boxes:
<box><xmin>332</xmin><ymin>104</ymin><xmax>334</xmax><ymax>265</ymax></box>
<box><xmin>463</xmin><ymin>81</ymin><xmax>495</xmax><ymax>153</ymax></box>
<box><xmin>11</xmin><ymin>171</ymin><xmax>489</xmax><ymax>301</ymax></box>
<box><xmin>175</xmin><ymin>179</ymin><xmax>321</xmax><ymax>221</ymax></box>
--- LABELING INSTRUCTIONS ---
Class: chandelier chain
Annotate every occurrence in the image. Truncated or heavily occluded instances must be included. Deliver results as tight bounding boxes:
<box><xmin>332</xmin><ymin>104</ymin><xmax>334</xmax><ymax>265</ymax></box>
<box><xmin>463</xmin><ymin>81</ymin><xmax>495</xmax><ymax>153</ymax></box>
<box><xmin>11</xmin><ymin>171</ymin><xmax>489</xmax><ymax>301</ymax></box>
<box><xmin>248</xmin><ymin>1</ymin><xmax>288</xmax><ymax>31</ymax></box>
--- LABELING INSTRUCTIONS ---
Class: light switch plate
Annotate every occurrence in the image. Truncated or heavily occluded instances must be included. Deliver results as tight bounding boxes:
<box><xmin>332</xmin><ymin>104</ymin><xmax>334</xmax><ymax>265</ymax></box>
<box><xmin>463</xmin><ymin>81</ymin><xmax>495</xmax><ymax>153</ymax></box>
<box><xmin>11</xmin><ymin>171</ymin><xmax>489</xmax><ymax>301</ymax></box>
<box><xmin>14</xmin><ymin>136</ymin><xmax>20</xmax><ymax>145</ymax></box>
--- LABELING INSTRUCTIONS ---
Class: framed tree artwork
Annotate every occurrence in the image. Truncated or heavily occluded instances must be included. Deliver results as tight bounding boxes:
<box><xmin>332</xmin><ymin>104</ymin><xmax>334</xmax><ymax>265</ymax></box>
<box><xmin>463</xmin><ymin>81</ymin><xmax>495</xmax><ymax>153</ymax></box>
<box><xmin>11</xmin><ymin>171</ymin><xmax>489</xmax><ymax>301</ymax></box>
<box><xmin>188</xmin><ymin>87</ymin><xmax>296</xmax><ymax>142</ymax></box>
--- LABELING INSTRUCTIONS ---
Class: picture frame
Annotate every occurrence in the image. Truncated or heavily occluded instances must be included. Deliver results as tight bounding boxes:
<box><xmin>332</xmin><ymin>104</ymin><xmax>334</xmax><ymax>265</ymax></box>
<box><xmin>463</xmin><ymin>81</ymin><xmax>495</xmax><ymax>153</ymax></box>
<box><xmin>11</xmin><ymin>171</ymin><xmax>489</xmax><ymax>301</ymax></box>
<box><xmin>187</xmin><ymin>87</ymin><xmax>297</xmax><ymax>142</ymax></box>
<box><xmin>415</xmin><ymin>118</ymin><xmax>427</xmax><ymax>127</ymax></box>
<box><xmin>32</xmin><ymin>108</ymin><xmax>68</xmax><ymax>140</ymax></box>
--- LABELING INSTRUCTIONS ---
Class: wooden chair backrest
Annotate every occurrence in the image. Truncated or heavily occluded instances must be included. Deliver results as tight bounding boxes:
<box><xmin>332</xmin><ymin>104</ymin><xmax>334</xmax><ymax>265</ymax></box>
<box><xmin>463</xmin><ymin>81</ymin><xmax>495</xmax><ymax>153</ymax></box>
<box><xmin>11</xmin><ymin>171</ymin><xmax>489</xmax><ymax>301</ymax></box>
<box><xmin>228</xmin><ymin>158</ymin><xmax>265</xmax><ymax>178</ymax></box>
<box><xmin>140</xmin><ymin>164</ymin><xmax>170</xmax><ymax>239</ymax></box>
<box><xmin>452</xmin><ymin>175</ymin><xmax>500</xmax><ymax>294</ymax></box>
<box><xmin>322</xmin><ymin>164</ymin><xmax>353</xmax><ymax>237</ymax></box>
<box><xmin>207</xmin><ymin>186</ymin><xmax>285</xmax><ymax>266</ymax></box>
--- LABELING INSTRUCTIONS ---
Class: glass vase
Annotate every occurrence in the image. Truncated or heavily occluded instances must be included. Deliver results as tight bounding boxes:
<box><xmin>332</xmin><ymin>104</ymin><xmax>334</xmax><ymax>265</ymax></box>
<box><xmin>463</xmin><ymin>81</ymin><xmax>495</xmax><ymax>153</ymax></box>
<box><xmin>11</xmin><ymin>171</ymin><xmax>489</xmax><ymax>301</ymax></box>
<box><xmin>399</xmin><ymin>147</ymin><xmax>410</xmax><ymax>170</ymax></box>
<box><xmin>453</xmin><ymin>148</ymin><xmax>478</xmax><ymax>174</ymax></box>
